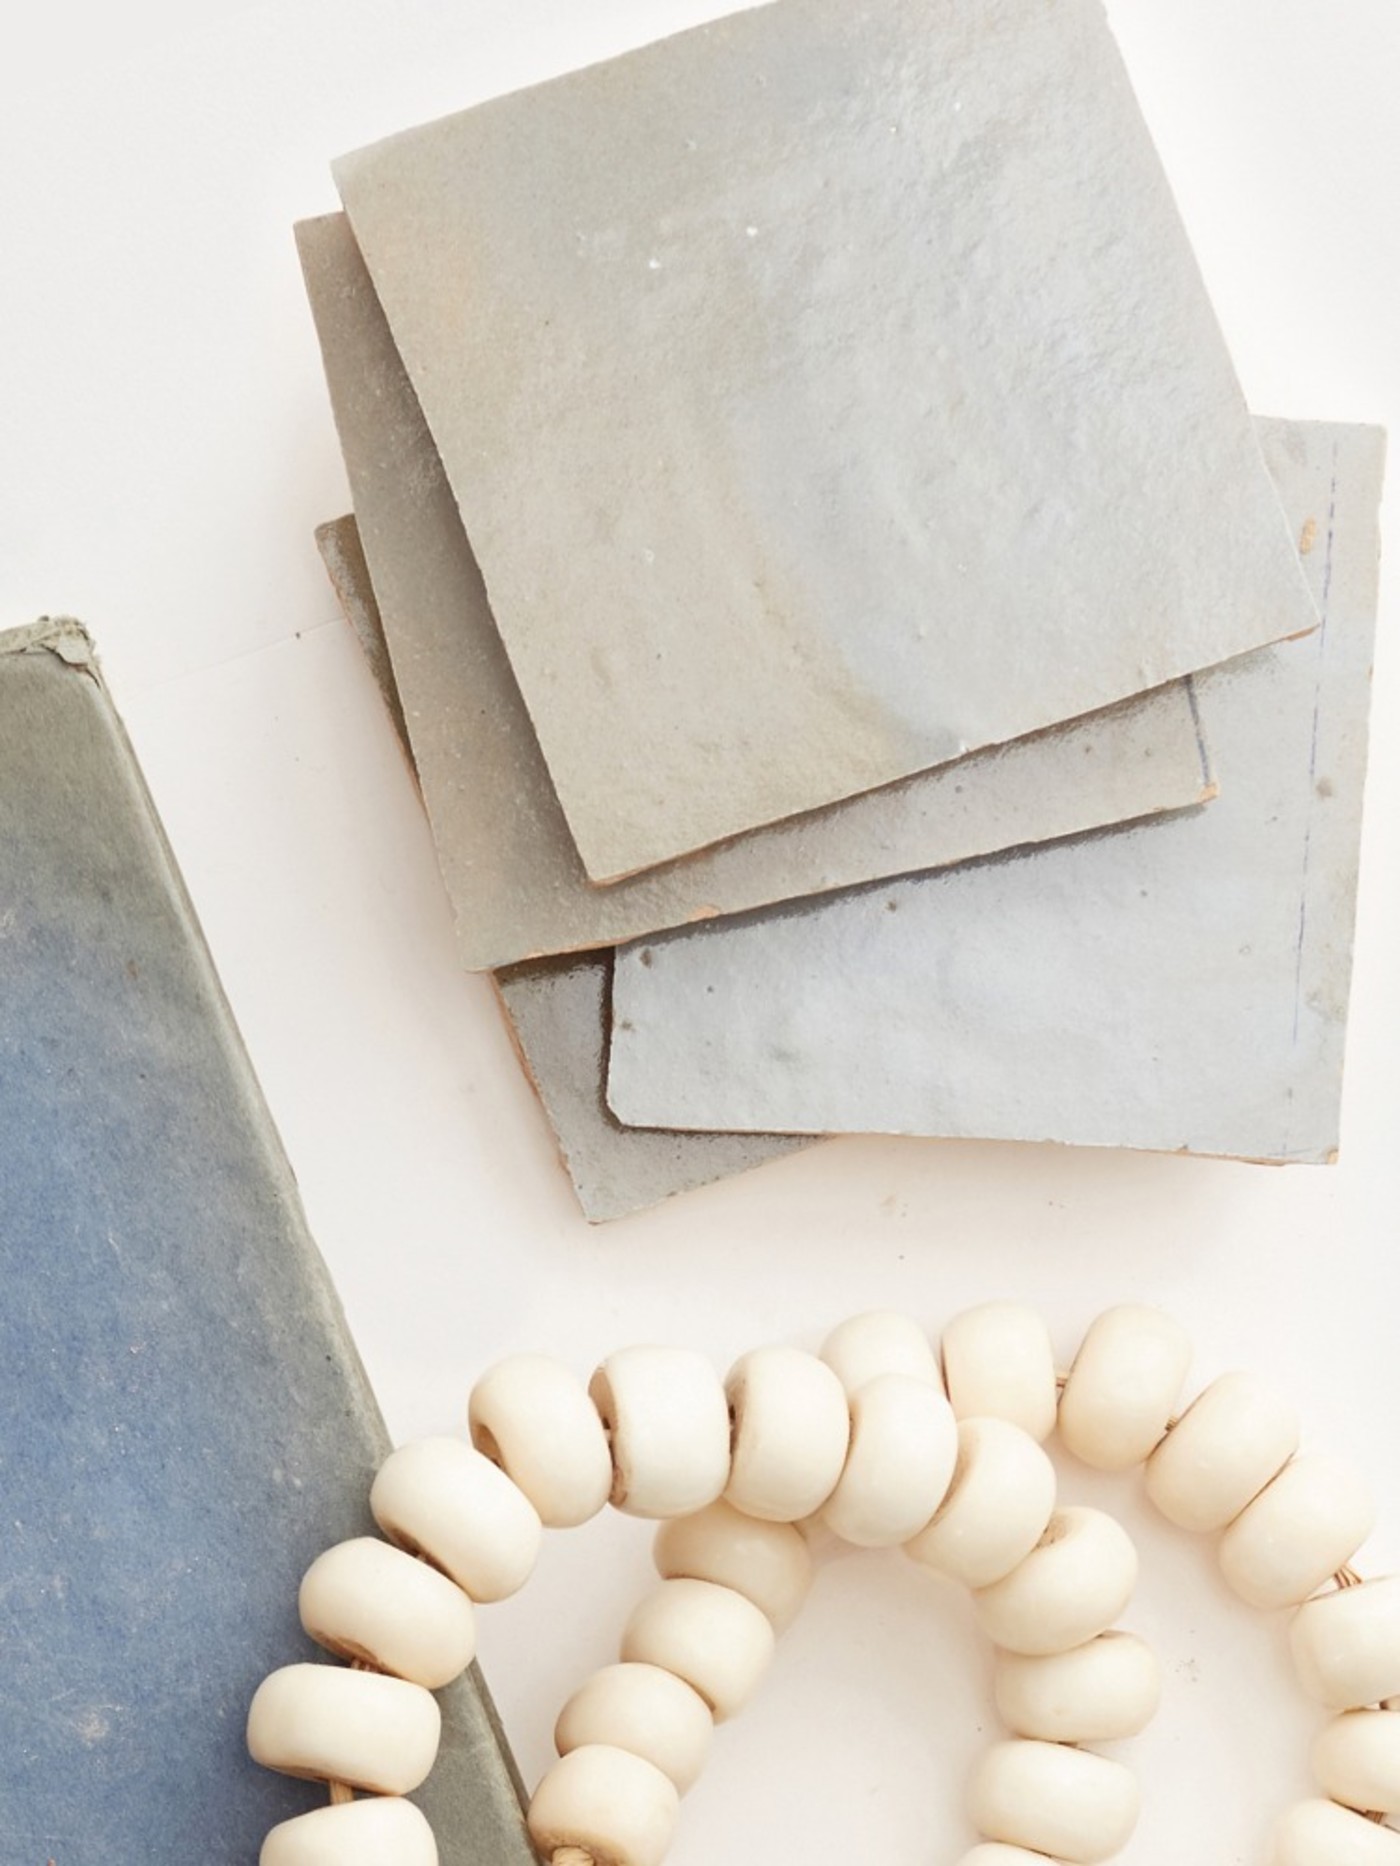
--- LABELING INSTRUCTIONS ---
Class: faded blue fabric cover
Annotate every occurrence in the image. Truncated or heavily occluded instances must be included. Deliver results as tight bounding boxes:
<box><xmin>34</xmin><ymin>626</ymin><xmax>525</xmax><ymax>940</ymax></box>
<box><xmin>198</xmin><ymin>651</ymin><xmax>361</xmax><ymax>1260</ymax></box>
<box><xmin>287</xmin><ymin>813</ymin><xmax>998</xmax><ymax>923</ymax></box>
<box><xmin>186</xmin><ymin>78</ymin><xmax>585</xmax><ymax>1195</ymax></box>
<box><xmin>0</xmin><ymin>620</ymin><xmax>534</xmax><ymax>1864</ymax></box>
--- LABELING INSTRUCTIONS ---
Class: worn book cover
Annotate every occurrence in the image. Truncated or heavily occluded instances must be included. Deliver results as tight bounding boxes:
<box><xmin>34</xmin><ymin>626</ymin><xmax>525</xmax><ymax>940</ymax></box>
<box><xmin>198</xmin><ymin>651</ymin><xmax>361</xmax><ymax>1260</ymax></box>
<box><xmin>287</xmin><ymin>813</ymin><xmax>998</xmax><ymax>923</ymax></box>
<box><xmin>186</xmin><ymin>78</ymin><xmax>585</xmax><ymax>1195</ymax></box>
<box><xmin>0</xmin><ymin>619</ymin><xmax>535</xmax><ymax>1863</ymax></box>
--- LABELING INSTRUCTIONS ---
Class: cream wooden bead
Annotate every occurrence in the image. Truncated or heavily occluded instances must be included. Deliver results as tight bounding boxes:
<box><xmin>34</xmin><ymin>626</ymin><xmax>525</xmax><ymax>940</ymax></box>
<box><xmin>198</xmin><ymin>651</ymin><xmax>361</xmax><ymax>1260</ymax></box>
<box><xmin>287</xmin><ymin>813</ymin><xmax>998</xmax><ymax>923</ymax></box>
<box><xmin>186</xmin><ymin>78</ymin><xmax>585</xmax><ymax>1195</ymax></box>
<box><xmin>589</xmin><ymin>1347</ymin><xmax>730</xmax><ymax>1519</ymax></box>
<box><xmin>370</xmin><ymin>1436</ymin><xmax>541</xmax><ymax>1602</ymax></box>
<box><xmin>528</xmin><ymin>1744</ymin><xmax>679</xmax><ymax>1866</ymax></box>
<box><xmin>955</xmin><ymin>1850</ymin><xmax>1068</xmax><ymax>1866</ymax></box>
<box><xmin>819</xmin><ymin>1310</ymin><xmax>941</xmax><ymax>1395</ymax></box>
<box><xmin>261</xmin><ymin>1797</ymin><xmax>439</xmax><ymax>1866</ymax></box>
<box><xmin>1291</xmin><ymin>1577</ymin><xmax>1400</xmax><ymax>1710</ymax></box>
<box><xmin>653</xmin><ymin>1500</ymin><xmax>813</xmax><ymax>1631</ymax></box>
<box><xmin>555</xmin><ymin>1662</ymin><xmax>713</xmax><ymax>1795</ymax></box>
<box><xmin>621</xmin><ymin>1577</ymin><xmax>775</xmax><ymax>1720</ymax></box>
<box><xmin>1273</xmin><ymin>1797</ymin><xmax>1400</xmax><ymax>1864</ymax></box>
<box><xmin>821</xmin><ymin>1372</ymin><xmax>958</xmax><ymax>1548</ymax></box>
<box><xmin>904</xmin><ymin>1417</ymin><xmax>1057</xmax><ymax>1590</ymax></box>
<box><xmin>1145</xmin><ymin>1371</ymin><xmax>1299</xmax><ymax>1533</ymax></box>
<box><xmin>246</xmin><ymin>1663</ymin><xmax>440</xmax><ymax>1794</ymax></box>
<box><xmin>973</xmin><ymin>1507</ymin><xmax>1138</xmax><ymax>1657</ymax></box>
<box><xmin>1312</xmin><ymin>1710</ymin><xmax>1400</xmax><ymax>1815</ymax></box>
<box><xmin>725</xmin><ymin>1346</ymin><xmax>850</xmax><ymax>1521</ymax></box>
<box><xmin>468</xmin><ymin>1353</ymin><xmax>613</xmax><ymax>1528</ymax></box>
<box><xmin>1219</xmin><ymin>1455</ymin><xmax>1375</xmax><ymax>1611</ymax></box>
<box><xmin>298</xmin><ymin>1537</ymin><xmax>476</xmax><ymax>1690</ymax></box>
<box><xmin>994</xmin><ymin>1631</ymin><xmax>1161</xmax><ymax>1742</ymax></box>
<box><xmin>1058</xmin><ymin>1305</ymin><xmax>1191</xmax><ymax>1471</ymax></box>
<box><xmin>941</xmin><ymin>1303</ymin><xmax>1058</xmax><ymax>1443</ymax></box>
<box><xmin>967</xmin><ymin>1739</ymin><xmax>1139</xmax><ymax>1864</ymax></box>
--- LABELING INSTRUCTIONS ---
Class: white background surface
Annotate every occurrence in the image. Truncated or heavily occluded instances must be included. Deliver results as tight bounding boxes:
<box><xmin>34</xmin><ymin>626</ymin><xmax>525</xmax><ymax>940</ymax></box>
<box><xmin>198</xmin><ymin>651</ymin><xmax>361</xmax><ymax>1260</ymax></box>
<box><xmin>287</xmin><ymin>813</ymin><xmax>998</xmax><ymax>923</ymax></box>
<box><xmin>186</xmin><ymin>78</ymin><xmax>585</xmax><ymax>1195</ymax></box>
<box><xmin>3</xmin><ymin>4</ymin><xmax>1398</xmax><ymax>1861</ymax></box>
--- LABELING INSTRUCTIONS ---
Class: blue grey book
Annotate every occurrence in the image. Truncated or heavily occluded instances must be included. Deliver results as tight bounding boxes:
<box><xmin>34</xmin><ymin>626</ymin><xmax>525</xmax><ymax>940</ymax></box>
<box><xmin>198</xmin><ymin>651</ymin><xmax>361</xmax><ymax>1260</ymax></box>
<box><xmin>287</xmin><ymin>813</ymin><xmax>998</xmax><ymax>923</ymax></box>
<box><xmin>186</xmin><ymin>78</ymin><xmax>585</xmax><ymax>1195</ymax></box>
<box><xmin>0</xmin><ymin>618</ymin><xmax>536</xmax><ymax>1863</ymax></box>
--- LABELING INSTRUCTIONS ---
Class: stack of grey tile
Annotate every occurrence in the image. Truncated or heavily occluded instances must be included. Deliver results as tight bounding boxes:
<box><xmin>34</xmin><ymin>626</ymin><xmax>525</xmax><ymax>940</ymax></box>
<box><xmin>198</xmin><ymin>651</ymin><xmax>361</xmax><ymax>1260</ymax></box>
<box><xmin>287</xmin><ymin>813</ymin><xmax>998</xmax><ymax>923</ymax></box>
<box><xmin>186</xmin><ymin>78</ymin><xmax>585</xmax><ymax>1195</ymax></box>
<box><xmin>297</xmin><ymin>0</ymin><xmax>1384</xmax><ymax>1221</ymax></box>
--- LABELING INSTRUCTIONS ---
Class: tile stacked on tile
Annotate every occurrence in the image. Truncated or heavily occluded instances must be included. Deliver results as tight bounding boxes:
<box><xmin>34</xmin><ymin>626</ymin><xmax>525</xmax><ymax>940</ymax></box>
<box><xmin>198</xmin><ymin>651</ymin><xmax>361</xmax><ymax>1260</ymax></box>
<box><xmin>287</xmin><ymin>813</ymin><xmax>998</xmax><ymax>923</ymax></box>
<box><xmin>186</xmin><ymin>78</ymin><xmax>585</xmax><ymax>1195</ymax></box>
<box><xmin>298</xmin><ymin>0</ymin><xmax>1382</xmax><ymax>1219</ymax></box>
<box><xmin>605</xmin><ymin>422</ymin><xmax>1385</xmax><ymax>1166</ymax></box>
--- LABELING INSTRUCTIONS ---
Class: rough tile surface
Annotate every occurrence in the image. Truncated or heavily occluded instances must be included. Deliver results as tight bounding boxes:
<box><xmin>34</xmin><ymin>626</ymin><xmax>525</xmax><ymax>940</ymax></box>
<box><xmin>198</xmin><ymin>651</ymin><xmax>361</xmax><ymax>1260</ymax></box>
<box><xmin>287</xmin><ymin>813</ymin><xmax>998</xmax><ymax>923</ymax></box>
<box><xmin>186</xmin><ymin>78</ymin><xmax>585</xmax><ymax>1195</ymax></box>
<box><xmin>296</xmin><ymin>213</ymin><xmax>1214</xmax><ymax>970</ymax></box>
<box><xmin>334</xmin><ymin>0</ymin><xmax>1317</xmax><ymax>879</ymax></box>
<box><xmin>608</xmin><ymin>421</ymin><xmax>1384</xmax><ymax>1165</ymax></box>
<box><xmin>317</xmin><ymin>506</ymin><xmax>808</xmax><ymax>1219</ymax></box>
<box><xmin>496</xmin><ymin>953</ymin><xmax>806</xmax><ymax>1222</ymax></box>
<box><xmin>315</xmin><ymin>513</ymin><xmax>410</xmax><ymax>752</ymax></box>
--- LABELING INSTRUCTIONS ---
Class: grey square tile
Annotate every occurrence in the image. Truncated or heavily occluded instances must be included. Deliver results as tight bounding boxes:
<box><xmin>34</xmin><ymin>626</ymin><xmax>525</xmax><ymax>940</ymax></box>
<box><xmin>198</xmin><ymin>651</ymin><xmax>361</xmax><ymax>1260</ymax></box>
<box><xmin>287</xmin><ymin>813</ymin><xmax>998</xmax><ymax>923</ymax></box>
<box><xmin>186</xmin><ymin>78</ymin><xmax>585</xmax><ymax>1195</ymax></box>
<box><xmin>334</xmin><ymin>0</ymin><xmax>1315</xmax><ymax>878</ymax></box>
<box><xmin>296</xmin><ymin>212</ymin><xmax>1214</xmax><ymax>972</ymax></box>
<box><xmin>608</xmin><ymin>420</ymin><xmax>1384</xmax><ymax>1166</ymax></box>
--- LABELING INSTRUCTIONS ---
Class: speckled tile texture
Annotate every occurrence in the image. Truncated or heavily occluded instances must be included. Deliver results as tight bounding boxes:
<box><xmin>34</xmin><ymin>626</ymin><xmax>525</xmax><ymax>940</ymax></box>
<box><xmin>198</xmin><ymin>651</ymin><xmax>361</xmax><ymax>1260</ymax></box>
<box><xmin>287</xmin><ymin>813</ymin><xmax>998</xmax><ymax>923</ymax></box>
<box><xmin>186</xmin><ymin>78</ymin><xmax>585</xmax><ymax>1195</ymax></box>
<box><xmin>335</xmin><ymin>0</ymin><xmax>1316</xmax><ymax>878</ymax></box>
<box><xmin>296</xmin><ymin>212</ymin><xmax>1214</xmax><ymax>971</ymax></box>
<box><xmin>315</xmin><ymin>513</ymin><xmax>410</xmax><ymax>755</ymax></box>
<box><xmin>608</xmin><ymin>421</ymin><xmax>1384</xmax><ymax>1165</ymax></box>
<box><xmin>317</xmin><ymin>508</ymin><xmax>808</xmax><ymax>1219</ymax></box>
<box><xmin>495</xmin><ymin>952</ymin><xmax>807</xmax><ymax>1221</ymax></box>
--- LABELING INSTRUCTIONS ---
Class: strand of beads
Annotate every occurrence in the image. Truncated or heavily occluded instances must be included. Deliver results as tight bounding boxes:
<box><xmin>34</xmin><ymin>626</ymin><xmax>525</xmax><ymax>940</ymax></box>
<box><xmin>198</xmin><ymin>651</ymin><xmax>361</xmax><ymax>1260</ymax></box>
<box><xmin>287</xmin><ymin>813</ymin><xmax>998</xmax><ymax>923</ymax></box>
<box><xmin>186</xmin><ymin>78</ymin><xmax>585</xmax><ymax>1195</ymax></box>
<box><xmin>246</xmin><ymin>1304</ymin><xmax>1394</xmax><ymax>1866</ymax></box>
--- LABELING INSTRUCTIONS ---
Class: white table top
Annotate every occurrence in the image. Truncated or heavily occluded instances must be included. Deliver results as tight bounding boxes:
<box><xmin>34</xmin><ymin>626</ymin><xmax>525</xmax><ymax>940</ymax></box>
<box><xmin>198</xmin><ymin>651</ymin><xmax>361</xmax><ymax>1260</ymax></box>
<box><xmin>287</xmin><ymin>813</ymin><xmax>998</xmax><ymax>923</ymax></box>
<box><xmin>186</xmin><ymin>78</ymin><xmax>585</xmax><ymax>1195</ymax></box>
<box><xmin>4</xmin><ymin>4</ymin><xmax>1398</xmax><ymax>1859</ymax></box>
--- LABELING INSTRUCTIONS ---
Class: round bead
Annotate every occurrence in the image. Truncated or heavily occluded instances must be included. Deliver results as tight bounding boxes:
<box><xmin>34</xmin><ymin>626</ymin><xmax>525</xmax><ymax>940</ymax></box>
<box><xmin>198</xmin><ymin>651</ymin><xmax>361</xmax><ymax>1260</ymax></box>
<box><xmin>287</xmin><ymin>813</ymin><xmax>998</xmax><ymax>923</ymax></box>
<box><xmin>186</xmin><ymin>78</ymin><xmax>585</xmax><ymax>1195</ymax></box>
<box><xmin>261</xmin><ymin>1797</ymin><xmax>439</xmax><ymax>1866</ymax></box>
<box><xmin>1058</xmin><ymin>1305</ymin><xmax>1191</xmax><ymax>1471</ymax></box>
<box><xmin>1291</xmin><ymin>1577</ymin><xmax>1400</xmax><ymax>1710</ymax></box>
<box><xmin>1219</xmin><ymin>1454</ymin><xmax>1375</xmax><ymax>1611</ymax></box>
<box><xmin>298</xmin><ymin>1537</ymin><xmax>476</xmax><ymax>1689</ymax></box>
<box><xmin>528</xmin><ymin>1744</ymin><xmax>679</xmax><ymax>1866</ymax></box>
<box><xmin>973</xmin><ymin>1507</ymin><xmax>1138</xmax><ymax>1657</ymax></box>
<box><xmin>468</xmin><ymin>1353</ymin><xmax>613</xmax><ymax>1528</ymax></box>
<box><xmin>653</xmin><ymin>1500</ymin><xmax>813</xmax><ymax>1631</ymax></box>
<box><xmin>904</xmin><ymin>1417</ymin><xmax>1057</xmax><ymax>1590</ymax></box>
<box><xmin>555</xmin><ymin>1662</ymin><xmax>713</xmax><ymax>1795</ymax></box>
<box><xmin>967</xmin><ymin>1739</ymin><xmax>1140</xmax><ymax>1864</ymax></box>
<box><xmin>1273</xmin><ymin>1798</ymin><xmax>1400</xmax><ymax>1864</ymax></box>
<box><xmin>953</xmin><ymin>1851</ymin><xmax>1067</xmax><ymax>1866</ymax></box>
<box><xmin>369</xmin><ymin>1436</ymin><xmax>541</xmax><ymax>1602</ymax></box>
<box><xmin>725</xmin><ymin>1345</ymin><xmax>850</xmax><ymax>1521</ymax></box>
<box><xmin>589</xmin><ymin>1347</ymin><xmax>730</xmax><ymax>1519</ymax></box>
<box><xmin>1312</xmin><ymin>1711</ymin><xmax>1400</xmax><ymax>1815</ymax></box>
<box><xmin>994</xmin><ymin>1631</ymin><xmax>1161</xmax><ymax>1742</ymax></box>
<box><xmin>819</xmin><ymin>1310</ymin><xmax>940</xmax><ymax>1395</ymax></box>
<box><xmin>941</xmin><ymin>1303</ymin><xmax>1058</xmax><ymax>1443</ymax></box>
<box><xmin>246</xmin><ymin>1663</ymin><xmax>440</xmax><ymax>1794</ymax></box>
<box><xmin>621</xmin><ymin>1577</ymin><xmax>775</xmax><ymax>1720</ymax></box>
<box><xmin>822</xmin><ymin>1372</ymin><xmax>958</xmax><ymax>1548</ymax></box>
<box><xmin>1145</xmin><ymin>1370</ymin><xmax>1299</xmax><ymax>1533</ymax></box>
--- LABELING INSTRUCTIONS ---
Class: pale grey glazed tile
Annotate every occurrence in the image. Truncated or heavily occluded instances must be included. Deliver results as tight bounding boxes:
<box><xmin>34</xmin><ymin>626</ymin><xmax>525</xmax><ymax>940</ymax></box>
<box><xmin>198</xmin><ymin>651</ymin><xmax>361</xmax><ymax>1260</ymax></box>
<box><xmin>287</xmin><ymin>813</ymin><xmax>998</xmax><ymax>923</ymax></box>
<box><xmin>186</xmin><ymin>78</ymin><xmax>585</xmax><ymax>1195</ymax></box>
<box><xmin>495</xmin><ymin>953</ymin><xmax>807</xmax><ymax>1223</ymax></box>
<box><xmin>317</xmin><ymin>506</ymin><xmax>808</xmax><ymax>1220</ymax></box>
<box><xmin>334</xmin><ymin>0</ymin><xmax>1316</xmax><ymax>880</ymax></box>
<box><xmin>609</xmin><ymin>421</ymin><xmax>1384</xmax><ymax>1166</ymax></box>
<box><xmin>295</xmin><ymin>213</ymin><xmax>1213</xmax><ymax>972</ymax></box>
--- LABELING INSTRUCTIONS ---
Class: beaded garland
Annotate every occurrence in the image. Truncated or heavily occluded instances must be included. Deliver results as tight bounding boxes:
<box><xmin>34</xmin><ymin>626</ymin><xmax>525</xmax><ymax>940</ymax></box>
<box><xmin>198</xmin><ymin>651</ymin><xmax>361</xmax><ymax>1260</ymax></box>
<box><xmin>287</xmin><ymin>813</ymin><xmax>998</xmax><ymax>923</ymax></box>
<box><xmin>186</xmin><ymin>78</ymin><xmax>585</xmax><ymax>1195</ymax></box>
<box><xmin>246</xmin><ymin>1304</ymin><xmax>1400</xmax><ymax>1866</ymax></box>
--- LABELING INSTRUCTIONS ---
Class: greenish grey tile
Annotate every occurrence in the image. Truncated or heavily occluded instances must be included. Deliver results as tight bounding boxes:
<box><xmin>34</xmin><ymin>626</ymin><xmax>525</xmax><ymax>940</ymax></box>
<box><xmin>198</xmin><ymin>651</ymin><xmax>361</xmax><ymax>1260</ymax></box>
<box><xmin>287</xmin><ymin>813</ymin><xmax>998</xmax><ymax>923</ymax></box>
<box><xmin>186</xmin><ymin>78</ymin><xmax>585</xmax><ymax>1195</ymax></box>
<box><xmin>295</xmin><ymin>212</ymin><xmax>1214</xmax><ymax>972</ymax></box>
<box><xmin>334</xmin><ymin>0</ymin><xmax>1315</xmax><ymax>879</ymax></box>
<box><xmin>318</xmin><ymin>509</ymin><xmax>808</xmax><ymax>1219</ymax></box>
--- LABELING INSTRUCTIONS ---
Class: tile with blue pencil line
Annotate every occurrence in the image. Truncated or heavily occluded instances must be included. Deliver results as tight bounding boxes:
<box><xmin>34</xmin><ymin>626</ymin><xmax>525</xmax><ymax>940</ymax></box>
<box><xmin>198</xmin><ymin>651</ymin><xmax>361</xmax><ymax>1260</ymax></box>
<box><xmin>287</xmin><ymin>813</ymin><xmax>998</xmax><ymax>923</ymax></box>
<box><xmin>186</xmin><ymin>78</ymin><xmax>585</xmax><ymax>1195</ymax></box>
<box><xmin>608</xmin><ymin>420</ymin><xmax>1384</xmax><ymax>1166</ymax></box>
